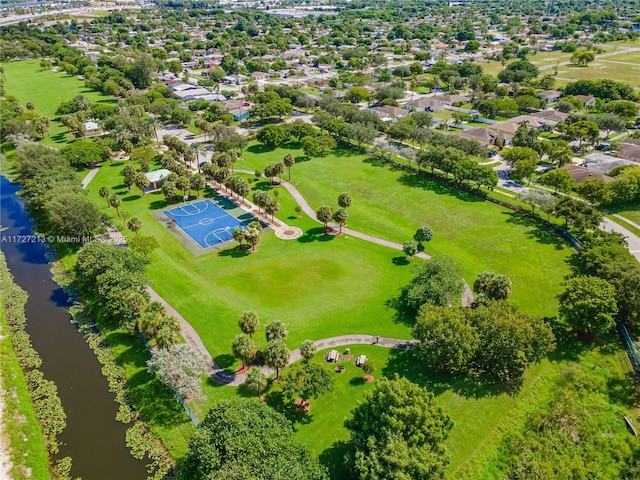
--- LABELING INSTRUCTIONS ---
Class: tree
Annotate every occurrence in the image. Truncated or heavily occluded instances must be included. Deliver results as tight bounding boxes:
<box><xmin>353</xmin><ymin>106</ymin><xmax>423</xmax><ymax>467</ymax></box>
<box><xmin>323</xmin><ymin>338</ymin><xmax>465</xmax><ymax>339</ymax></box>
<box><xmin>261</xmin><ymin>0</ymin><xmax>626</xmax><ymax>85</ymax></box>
<box><xmin>413</xmin><ymin>226</ymin><xmax>434</xmax><ymax>249</ymax></box>
<box><xmin>232</xmin><ymin>334</ymin><xmax>255</xmax><ymax>369</ymax></box>
<box><xmin>361</xmin><ymin>359</ymin><xmax>375</xmax><ymax>377</ymax></box>
<box><xmin>577</xmin><ymin>178</ymin><xmax>611</xmax><ymax>205</ymax></box>
<box><xmin>256</xmin><ymin>124</ymin><xmax>287</xmax><ymax>149</ymax></box>
<box><xmin>594</xmin><ymin>113</ymin><xmax>626</xmax><ymax>139</ymax></box>
<box><xmin>134</xmin><ymin>173</ymin><xmax>150</xmax><ymax>196</ymax></box>
<box><xmin>412</xmin><ymin>305</ymin><xmax>479</xmax><ymax>372</ymax></box>
<box><xmin>512</xmin><ymin>123</ymin><xmax>539</xmax><ymax>148</ymax></box>
<box><xmin>571</xmin><ymin>50</ymin><xmax>596</xmax><ymax>67</ymax></box>
<box><xmin>127</xmin><ymin>217</ymin><xmax>142</xmax><ymax>234</ymax></box>
<box><xmin>238</xmin><ymin>310</ymin><xmax>260</xmax><ymax>339</ymax></box>
<box><xmin>519</xmin><ymin>189</ymin><xmax>556</xmax><ymax>217</ymax></box>
<box><xmin>190</xmin><ymin>174</ymin><xmax>206</xmax><ymax>197</ymax></box>
<box><xmin>282</xmin><ymin>364</ymin><xmax>334</xmax><ymax>406</ymax></box>
<box><xmin>553</xmin><ymin>197</ymin><xmax>602</xmax><ymax>232</ymax></box>
<box><xmin>473</xmin><ymin>272</ymin><xmax>512</xmax><ymax>300</ymax></box>
<box><xmin>548</xmin><ymin>140</ymin><xmax>573</xmax><ymax>167</ymax></box>
<box><xmin>338</xmin><ymin>192</ymin><xmax>352</xmax><ymax>209</ymax></box>
<box><xmin>178</xmin><ymin>399</ymin><xmax>327</xmax><ymax>480</ymax></box>
<box><xmin>344</xmin><ymin>375</ymin><xmax>452</xmax><ymax>480</ymax></box>
<box><xmin>468</xmin><ymin>302</ymin><xmax>555</xmax><ymax>383</ymax></box>
<box><xmin>264</xmin><ymin>161</ymin><xmax>286</xmax><ymax>184</ymax></box>
<box><xmin>299</xmin><ymin>340</ymin><xmax>317</xmax><ymax>364</ymax></box>
<box><xmin>332</xmin><ymin>208</ymin><xmax>348</xmax><ymax>234</ymax></box>
<box><xmin>108</xmin><ymin>194</ymin><xmax>122</xmax><ymax>217</ymax></box>
<box><xmin>265</xmin><ymin>320</ymin><xmax>288</xmax><ymax>342</ymax></box>
<box><xmin>232</xmin><ymin>226</ymin><xmax>247</xmax><ymax>249</ymax></box>
<box><xmin>147</xmin><ymin>344</ymin><xmax>205</xmax><ymax>400</ymax></box>
<box><xmin>162</xmin><ymin>181</ymin><xmax>178</xmax><ymax>203</ymax></box>
<box><xmin>263</xmin><ymin>339</ymin><xmax>290</xmax><ymax>379</ymax></box>
<box><xmin>316</xmin><ymin>205</ymin><xmax>333</xmax><ymax>235</ymax></box>
<box><xmin>301</xmin><ymin>135</ymin><xmax>321</xmax><ymax>158</ymax></box>
<box><xmin>539</xmin><ymin>168</ymin><xmax>574</xmax><ymax>193</ymax></box>
<box><xmin>245</xmin><ymin>366</ymin><xmax>268</xmax><ymax>397</ymax></box>
<box><xmin>62</xmin><ymin>140</ymin><xmax>105</xmax><ymax>167</ymax></box>
<box><xmin>502</xmin><ymin>147</ymin><xmax>538</xmax><ymax>183</ymax></box>
<box><xmin>128</xmin><ymin>235</ymin><xmax>159</xmax><ymax>259</ymax></box>
<box><xmin>558</xmin><ymin>276</ymin><xmax>618</xmax><ymax>336</ymax></box>
<box><xmin>402</xmin><ymin>240</ymin><xmax>419</xmax><ymax>258</ymax></box>
<box><xmin>403</xmin><ymin>255</ymin><xmax>465</xmax><ymax>310</ymax></box>
<box><xmin>99</xmin><ymin>186</ymin><xmax>110</xmax><ymax>208</ymax></box>
<box><xmin>46</xmin><ymin>193</ymin><xmax>102</xmax><ymax>239</ymax></box>
<box><xmin>283</xmin><ymin>153</ymin><xmax>295</xmax><ymax>181</ymax></box>
<box><xmin>127</xmin><ymin>52</ymin><xmax>156</xmax><ymax>89</ymax></box>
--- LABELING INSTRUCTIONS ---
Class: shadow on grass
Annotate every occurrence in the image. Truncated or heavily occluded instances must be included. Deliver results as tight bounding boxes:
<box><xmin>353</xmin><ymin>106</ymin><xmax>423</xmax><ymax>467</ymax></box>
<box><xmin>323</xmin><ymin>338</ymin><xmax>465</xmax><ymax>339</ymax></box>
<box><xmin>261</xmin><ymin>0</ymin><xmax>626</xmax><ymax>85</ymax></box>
<box><xmin>214</xmin><ymin>354</ymin><xmax>235</xmax><ymax>369</ymax></box>
<box><xmin>382</xmin><ymin>348</ymin><xmax>511</xmax><ymax>399</ymax></box>
<box><xmin>349</xmin><ymin>377</ymin><xmax>365</xmax><ymax>387</ymax></box>
<box><xmin>217</xmin><ymin>246</ymin><xmax>250</xmax><ymax>258</ymax></box>
<box><xmin>318</xmin><ymin>441</ymin><xmax>351</xmax><ymax>480</ymax></box>
<box><xmin>102</xmin><ymin>326</ymin><xmax>191</xmax><ymax>428</ymax></box>
<box><xmin>123</xmin><ymin>194</ymin><xmax>142</xmax><ymax>202</ymax></box>
<box><xmin>392</xmin><ymin>256</ymin><xmax>410</xmax><ymax>266</ymax></box>
<box><xmin>396</xmin><ymin>172</ymin><xmax>485</xmax><ymax>203</ymax></box>
<box><xmin>385</xmin><ymin>294</ymin><xmax>417</xmax><ymax>328</ymax></box>
<box><xmin>606</xmin><ymin>371</ymin><xmax>639</xmax><ymax>407</ymax></box>
<box><xmin>297</xmin><ymin>227</ymin><xmax>335</xmax><ymax>244</ymax></box>
<box><xmin>503</xmin><ymin>211</ymin><xmax>566</xmax><ymax>250</ymax></box>
<box><xmin>265</xmin><ymin>391</ymin><xmax>313</xmax><ymax>429</ymax></box>
<box><xmin>149</xmin><ymin>199</ymin><xmax>169</xmax><ymax>210</ymax></box>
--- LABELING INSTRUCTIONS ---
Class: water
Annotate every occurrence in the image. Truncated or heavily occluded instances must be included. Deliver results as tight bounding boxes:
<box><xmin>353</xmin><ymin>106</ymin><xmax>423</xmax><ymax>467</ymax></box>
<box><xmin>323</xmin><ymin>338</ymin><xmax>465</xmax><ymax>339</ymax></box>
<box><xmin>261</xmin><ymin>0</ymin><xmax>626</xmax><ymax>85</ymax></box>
<box><xmin>1</xmin><ymin>176</ymin><xmax>147</xmax><ymax>480</ymax></box>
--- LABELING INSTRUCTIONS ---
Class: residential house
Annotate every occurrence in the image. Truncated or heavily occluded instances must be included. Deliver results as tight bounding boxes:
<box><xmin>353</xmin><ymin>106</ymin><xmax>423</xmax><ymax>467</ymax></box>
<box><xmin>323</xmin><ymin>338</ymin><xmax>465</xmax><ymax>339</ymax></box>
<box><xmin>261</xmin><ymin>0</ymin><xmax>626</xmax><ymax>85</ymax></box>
<box><xmin>531</xmin><ymin>109</ymin><xmax>569</xmax><ymax>125</ymax></box>
<box><xmin>574</xmin><ymin>95</ymin><xmax>597</xmax><ymax>108</ymax></box>
<box><xmin>404</xmin><ymin>98</ymin><xmax>446</xmax><ymax>112</ymax></box>
<box><xmin>537</xmin><ymin>90</ymin><xmax>562</xmax><ymax>104</ymax></box>
<box><xmin>618</xmin><ymin>139</ymin><xmax>640</xmax><ymax>162</ymax></box>
<box><xmin>251</xmin><ymin>72</ymin><xmax>271</xmax><ymax>81</ymax></box>
<box><xmin>506</xmin><ymin>115</ymin><xmax>548</xmax><ymax>131</ymax></box>
<box><xmin>584</xmin><ymin>153</ymin><xmax>637</xmax><ymax>174</ymax></box>
<box><xmin>459</xmin><ymin>127</ymin><xmax>493</xmax><ymax>148</ymax></box>
<box><xmin>174</xmin><ymin>88</ymin><xmax>211</xmax><ymax>101</ymax></box>
<box><xmin>371</xmin><ymin>105</ymin><xmax>408</xmax><ymax>120</ymax></box>
<box><xmin>82</xmin><ymin>121</ymin><xmax>103</xmax><ymax>137</ymax></box>
<box><xmin>563</xmin><ymin>164</ymin><xmax>613</xmax><ymax>183</ymax></box>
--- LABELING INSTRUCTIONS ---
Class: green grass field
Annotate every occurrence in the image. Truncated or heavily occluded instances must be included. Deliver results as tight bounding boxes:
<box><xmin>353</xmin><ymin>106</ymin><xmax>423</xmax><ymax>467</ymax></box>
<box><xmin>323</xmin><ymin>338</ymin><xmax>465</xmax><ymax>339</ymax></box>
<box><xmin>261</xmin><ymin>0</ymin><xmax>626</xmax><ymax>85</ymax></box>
<box><xmin>1</xmin><ymin>270</ymin><xmax>51</xmax><ymax>480</ymax></box>
<box><xmin>555</xmin><ymin>62</ymin><xmax>640</xmax><ymax>88</ymax></box>
<box><xmin>1</xmin><ymin>60</ymin><xmax>115</xmax><ymax>146</ymax></box>
<box><xmin>240</xmin><ymin>142</ymin><xmax>573</xmax><ymax>317</ymax></box>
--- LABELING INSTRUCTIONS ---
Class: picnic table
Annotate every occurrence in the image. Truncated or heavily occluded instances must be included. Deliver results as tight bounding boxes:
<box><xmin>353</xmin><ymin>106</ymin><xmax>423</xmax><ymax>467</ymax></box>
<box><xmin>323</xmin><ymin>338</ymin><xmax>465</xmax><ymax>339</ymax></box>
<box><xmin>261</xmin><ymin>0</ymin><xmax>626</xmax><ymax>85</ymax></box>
<box><xmin>356</xmin><ymin>355</ymin><xmax>367</xmax><ymax>367</ymax></box>
<box><xmin>326</xmin><ymin>349</ymin><xmax>340</xmax><ymax>363</ymax></box>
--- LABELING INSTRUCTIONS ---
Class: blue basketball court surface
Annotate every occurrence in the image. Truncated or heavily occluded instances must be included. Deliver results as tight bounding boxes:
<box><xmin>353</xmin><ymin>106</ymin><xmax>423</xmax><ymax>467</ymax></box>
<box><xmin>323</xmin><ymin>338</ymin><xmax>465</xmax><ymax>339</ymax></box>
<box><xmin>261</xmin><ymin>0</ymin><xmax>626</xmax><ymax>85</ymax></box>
<box><xmin>163</xmin><ymin>199</ymin><xmax>248</xmax><ymax>249</ymax></box>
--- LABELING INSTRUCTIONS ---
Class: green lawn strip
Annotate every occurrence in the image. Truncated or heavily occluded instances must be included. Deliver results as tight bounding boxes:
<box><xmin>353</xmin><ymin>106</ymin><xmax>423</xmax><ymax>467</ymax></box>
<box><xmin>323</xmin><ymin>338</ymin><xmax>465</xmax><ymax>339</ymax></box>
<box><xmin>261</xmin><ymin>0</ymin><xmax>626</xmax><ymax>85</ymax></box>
<box><xmin>607</xmin><ymin>202</ymin><xmax>640</xmax><ymax>226</ymax></box>
<box><xmin>555</xmin><ymin>62</ymin><xmax>640</xmax><ymax>88</ymax></box>
<box><xmin>1</xmin><ymin>60</ymin><xmax>115</xmax><ymax>146</ymax></box>
<box><xmin>86</xmin><ymin>163</ymin><xmax>415</xmax><ymax>366</ymax></box>
<box><xmin>241</xmin><ymin>143</ymin><xmax>573</xmax><ymax>317</ymax></box>
<box><xmin>605</xmin><ymin>214</ymin><xmax>640</xmax><ymax>238</ymax></box>
<box><xmin>0</xmin><ymin>307</ymin><xmax>51</xmax><ymax>480</ymax></box>
<box><xmin>94</xmin><ymin>319</ymin><xmax>193</xmax><ymax>458</ymax></box>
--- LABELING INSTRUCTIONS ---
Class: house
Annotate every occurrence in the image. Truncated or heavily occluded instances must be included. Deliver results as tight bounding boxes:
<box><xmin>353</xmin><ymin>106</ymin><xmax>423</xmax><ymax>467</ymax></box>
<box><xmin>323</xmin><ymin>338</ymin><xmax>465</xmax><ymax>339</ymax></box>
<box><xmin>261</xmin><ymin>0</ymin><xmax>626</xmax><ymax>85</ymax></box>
<box><xmin>82</xmin><ymin>121</ymin><xmax>103</xmax><ymax>137</ymax></box>
<box><xmin>371</xmin><ymin>105</ymin><xmax>408</xmax><ymax>120</ymax></box>
<box><xmin>563</xmin><ymin>164</ymin><xmax>613</xmax><ymax>183</ymax></box>
<box><xmin>144</xmin><ymin>169</ymin><xmax>172</xmax><ymax>190</ymax></box>
<box><xmin>506</xmin><ymin>115</ymin><xmax>548</xmax><ymax>131</ymax></box>
<box><xmin>404</xmin><ymin>98</ymin><xmax>446</xmax><ymax>112</ymax></box>
<box><xmin>230</xmin><ymin>107</ymin><xmax>251</xmax><ymax>121</ymax></box>
<box><xmin>194</xmin><ymin>93</ymin><xmax>228</xmax><ymax>102</ymax></box>
<box><xmin>459</xmin><ymin>128</ymin><xmax>493</xmax><ymax>148</ymax></box>
<box><xmin>584</xmin><ymin>153</ymin><xmax>637</xmax><ymax>175</ymax></box>
<box><xmin>574</xmin><ymin>95</ymin><xmax>597</xmax><ymax>107</ymax></box>
<box><xmin>531</xmin><ymin>109</ymin><xmax>569</xmax><ymax>125</ymax></box>
<box><xmin>537</xmin><ymin>89</ymin><xmax>562</xmax><ymax>104</ymax></box>
<box><xmin>431</xmin><ymin>93</ymin><xmax>470</xmax><ymax>105</ymax></box>
<box><xmin>174</xmin><ymin>88</ymin><xmax>211</xmax><ymax>101</ymax></box>
<box><xmin>618</xmin><ymin>140</ymin><xmax>640</xmax><ymax>163</ymax></box>
<box><xmin>251</xmin><ymin>71</ymin><xmax>270</xmax><ymax>81</ymax></box>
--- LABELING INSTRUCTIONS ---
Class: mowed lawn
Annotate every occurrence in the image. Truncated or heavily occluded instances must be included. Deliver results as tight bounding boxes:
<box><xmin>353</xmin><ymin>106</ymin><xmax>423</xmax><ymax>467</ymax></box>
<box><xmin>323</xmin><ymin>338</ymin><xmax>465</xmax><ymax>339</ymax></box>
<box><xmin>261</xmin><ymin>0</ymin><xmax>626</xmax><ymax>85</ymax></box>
<box><xmin>1</xmin><ymin>60</ymin><xmax>114</xmax><ymax>145</ymax></box>
<box><xmin>555</xmin><ymin>62</ymin><xmax>640</xmax><ymax>88</ymax></box>
<box><xmin>241</xmin><ymin>143</ymin><xmax>573</xmax><ymax>317</ymax></box>
<box><xmin>85</xmin><ymin>162</ymin><xmax>416</xmax><ymax>366</ymax></box>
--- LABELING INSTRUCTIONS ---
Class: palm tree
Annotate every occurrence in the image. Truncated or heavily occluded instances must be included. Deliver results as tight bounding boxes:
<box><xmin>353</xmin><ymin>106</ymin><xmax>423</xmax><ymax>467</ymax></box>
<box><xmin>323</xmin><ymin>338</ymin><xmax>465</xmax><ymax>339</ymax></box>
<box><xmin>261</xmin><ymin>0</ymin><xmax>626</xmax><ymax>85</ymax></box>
<box><xmin>148</xmin><ymin>117</ymin><xmax>163</xmax><ymax>143</ymax></box>
<box><xmin>300</xmin><ymin>340</ymin><xmax>317</xmax><ymax>364</ymax></box>
<box><xmin>264</xmin><ymin>339</ymin><xmax>290</xmax><ymax>380</ymax></box>
<box><xmin>549</xmin><ymin>141</ymin><xmax>573</xmax><ymax>167</ymax></box>
<box><xmin>190</xmin><ymin>143</ymin><xmax>206</xmax><ymax>172</ymax></box>
<box><xmin>238</xmin><ymin>310</ymin><xmax>260</xmax><ymax>339</ymax></box>
<box><xmin>138</xmin><ymin>301</ymin><xmax>167</xmax><ymax>338</ymax></box>
<box><xmin>109</xmin><ymin>194</ymin><xmax>122</xmax><ymax>217</ymax></box>
<box><xmin>283</xmin><ymin>154</ymin><xmax>295</xmax><ymax>181</ymax></box>
<box><xmin>99</xmin><ymin>186</ymin><xmax>110</xmax><ymax>208</ymax></box>
<box><xmin>265</xmin><ymin>320</ymin><xmax>288</xmax><ymax>342</ymax></box>
<box><xmin>155</xmin><ymin>318</ymin><xmax>180</xmax><ymax>348</ymax></box>
<box><xmin>74</xmin><ymin>95</ymin><xmax>91</xmax><ymax>111</ymax></box>
<box><xmin>332</xmin><ymin>208</ymin><xmax>348</xmax><ymax>234</ymax></box>
<box><xmin>232</xmin><ymin>334</ymin><xmax>255</xmax><ymax>369</ymax></box>
<box><xmin>245</xmin><ymin>366</ymin><xmax>268</xmax><ymax>397</ymax></box>
<box><xmin>127</xmin><ymin>217</ymin><xmax>142</xmax><ymax>234</ymax></box>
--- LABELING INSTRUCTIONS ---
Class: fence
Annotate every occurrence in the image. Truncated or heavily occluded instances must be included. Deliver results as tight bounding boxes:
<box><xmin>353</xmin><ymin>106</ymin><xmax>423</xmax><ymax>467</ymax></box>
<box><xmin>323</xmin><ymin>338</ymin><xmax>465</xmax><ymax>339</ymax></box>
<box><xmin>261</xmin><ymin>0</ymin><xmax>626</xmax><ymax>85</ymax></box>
<box><xmin>617</xmin><ymin>321</ymin><xmax>640</xmax><ymax>378</ymax></box>
<box><xmin>139</xmin><ymin>333</ymin><xmax>200</xmax><ymax>427</ymax></box>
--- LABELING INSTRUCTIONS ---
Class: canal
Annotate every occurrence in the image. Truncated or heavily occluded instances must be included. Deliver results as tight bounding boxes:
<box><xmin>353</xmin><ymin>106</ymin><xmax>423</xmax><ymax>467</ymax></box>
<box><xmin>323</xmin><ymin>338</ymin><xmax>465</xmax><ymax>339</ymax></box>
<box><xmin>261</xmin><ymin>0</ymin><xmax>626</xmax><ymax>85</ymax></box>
<box><xmin>1</xmin><ymin>176</ymin><xmax>147</xmax><ymax>479</ymax></box>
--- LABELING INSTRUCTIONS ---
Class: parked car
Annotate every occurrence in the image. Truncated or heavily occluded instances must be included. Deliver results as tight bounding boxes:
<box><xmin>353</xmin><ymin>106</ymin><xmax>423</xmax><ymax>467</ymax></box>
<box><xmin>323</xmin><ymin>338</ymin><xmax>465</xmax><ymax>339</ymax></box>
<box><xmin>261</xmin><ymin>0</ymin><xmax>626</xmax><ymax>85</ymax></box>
<box><xmin>595</xmin><ymin>143</ymin><xmax>611</xmax><ymax>151</ymax></box>
<box><xmin>487</xmin><ymin>149</ymin><xmax>498</xmax><ymax>157</ymax></box>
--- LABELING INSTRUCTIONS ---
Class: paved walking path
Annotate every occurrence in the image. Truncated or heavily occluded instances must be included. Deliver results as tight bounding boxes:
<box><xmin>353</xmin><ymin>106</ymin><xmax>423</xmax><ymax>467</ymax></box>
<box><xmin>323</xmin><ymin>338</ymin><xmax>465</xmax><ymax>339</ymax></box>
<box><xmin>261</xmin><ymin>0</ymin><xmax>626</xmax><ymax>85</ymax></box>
<box><xmin>81</xmin><ymin>166</ymin><xmax>100</xmax><ymax>188</ymax></box>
